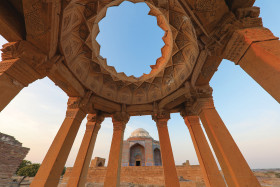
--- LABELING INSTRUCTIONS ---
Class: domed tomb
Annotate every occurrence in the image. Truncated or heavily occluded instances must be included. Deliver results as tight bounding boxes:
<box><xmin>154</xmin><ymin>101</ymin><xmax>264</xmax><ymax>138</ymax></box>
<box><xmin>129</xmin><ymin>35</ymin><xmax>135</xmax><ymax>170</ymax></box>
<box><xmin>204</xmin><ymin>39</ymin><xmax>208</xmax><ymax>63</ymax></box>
<box><xmin>122</xmin><ymin>128</ymin><xmax>162</xmax><ymax>166</ymax></box>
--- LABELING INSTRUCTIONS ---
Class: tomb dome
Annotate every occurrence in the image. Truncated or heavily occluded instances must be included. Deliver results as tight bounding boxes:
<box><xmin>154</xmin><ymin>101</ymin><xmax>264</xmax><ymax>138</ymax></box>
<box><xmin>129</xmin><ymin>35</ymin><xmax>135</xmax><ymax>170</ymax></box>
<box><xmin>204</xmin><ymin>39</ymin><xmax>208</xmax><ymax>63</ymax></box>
<box><xmin>129</xmin><ymin>128</ymin><xmax>152</xmax><ymax>139</ymax></box>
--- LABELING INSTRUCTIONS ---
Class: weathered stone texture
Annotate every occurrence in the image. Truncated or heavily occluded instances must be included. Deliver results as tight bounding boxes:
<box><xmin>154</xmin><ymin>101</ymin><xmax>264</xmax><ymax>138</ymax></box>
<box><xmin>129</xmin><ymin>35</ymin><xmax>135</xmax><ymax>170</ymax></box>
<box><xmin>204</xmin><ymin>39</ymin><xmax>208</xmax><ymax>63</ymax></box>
<box><xmin>0</xmin><ymin>133</ymin><xmax>29</xmax><ymax>186</ymax></box>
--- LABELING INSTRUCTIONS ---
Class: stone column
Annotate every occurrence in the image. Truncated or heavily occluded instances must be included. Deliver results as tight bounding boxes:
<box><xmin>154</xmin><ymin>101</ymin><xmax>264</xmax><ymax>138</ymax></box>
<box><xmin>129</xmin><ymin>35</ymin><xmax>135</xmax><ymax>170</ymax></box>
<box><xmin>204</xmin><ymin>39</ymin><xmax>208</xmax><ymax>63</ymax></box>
<box><xmin>104</xmin><ymin>112</ymin><xmax>129</xmax><ymax>187</ymax></box>
<box><xmin>195</xmin><ymin>97</ymin><xmax>261</xmax><ymax>187</ymax></box>
<box><xmin>0</xmin><ymin>41</ymin><xmax>59</xmax><ymax>112</ymax></box>
<box><xmin>67</xmin><ymin>112</ymin><xmax>104</xmax><ymax>187</ymax></box>
<box><xmin>152</xmin><ymin>112</ymin><xmax>180</xmax><ymax>187</ymax></box>
<box><xmin>181</xmin><ymin>111</ymin><xmax>226</xmax><ymax>187</ymax></box>
<box><xmin>224</xmin><ymin>27</ymin><xmax>280</xmax><ymax>103</ymax></box>
<box><xmin>30</xmin><ymin>96</ymin><xmax>88</xmax><ymax>187</ymax></box>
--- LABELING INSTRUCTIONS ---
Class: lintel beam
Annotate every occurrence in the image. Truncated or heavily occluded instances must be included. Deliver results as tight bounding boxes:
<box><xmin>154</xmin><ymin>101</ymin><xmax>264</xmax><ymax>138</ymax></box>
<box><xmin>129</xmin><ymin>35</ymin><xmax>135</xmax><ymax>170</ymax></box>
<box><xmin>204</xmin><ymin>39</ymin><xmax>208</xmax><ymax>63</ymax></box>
<box><xmin>48</xmin><ymin>61</ymin><xmax>85</xmax><ymax>97</ymax></box>
<box><xmin>0</xmin><ymin>1</ymin><xmax>25</xmax><ymax>41</ymax></box>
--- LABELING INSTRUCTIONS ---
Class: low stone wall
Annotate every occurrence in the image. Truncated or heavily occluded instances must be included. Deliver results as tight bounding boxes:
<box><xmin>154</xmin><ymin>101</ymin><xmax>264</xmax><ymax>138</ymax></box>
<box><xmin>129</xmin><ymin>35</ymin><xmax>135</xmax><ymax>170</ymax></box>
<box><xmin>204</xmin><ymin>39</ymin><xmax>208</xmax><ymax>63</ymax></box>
<box><xmin>0</xmin><ymin>133</ymin><xmax>29</xmax><ymax>186</ymax></box>
<box><xmin>61</xmin><ymin>163</ymin><xmax>205</xmax><ymax>186</ymax></box>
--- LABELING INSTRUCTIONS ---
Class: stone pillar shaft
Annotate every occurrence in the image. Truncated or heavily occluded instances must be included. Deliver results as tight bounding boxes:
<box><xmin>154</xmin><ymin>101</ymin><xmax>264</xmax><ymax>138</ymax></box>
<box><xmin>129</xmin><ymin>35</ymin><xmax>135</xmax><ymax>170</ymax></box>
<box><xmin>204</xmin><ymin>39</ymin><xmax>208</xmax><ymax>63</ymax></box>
<box><xmin>196</xmin><ymin>97</ymin><xmax>260</xmax><ymax>187</ymax></box>
<box><xmin>104</xmin><ymin>113</ymin><xmax>129</xmax><ymax>187</ymax></box>
<box><xmin>153</xmin><ymin>113</ymin><xmax>180</xmax><ymax>187</ymax></box>
<box><xmin>239</xmin><ymin>39</ymin><xmax>280</xmax><ymax>103</ymax></box>
<box><xmin>224</xmin><ymin>27</ymin><xmax>280</xmax><ymax>103</ymax></box>
<box><xmin>183</xmin><ymin>115</ymin><xmax>226</xmax><ymax>187</ymax></box>
<box><xmin>30</xmin><ymin>97</ymin><xmax>87</xmax><ymax>187</ymax></box>
<box><xmin>67</xmin><ymin>113</ymin><xmax>104</xmax><ymax>187</ymax></box>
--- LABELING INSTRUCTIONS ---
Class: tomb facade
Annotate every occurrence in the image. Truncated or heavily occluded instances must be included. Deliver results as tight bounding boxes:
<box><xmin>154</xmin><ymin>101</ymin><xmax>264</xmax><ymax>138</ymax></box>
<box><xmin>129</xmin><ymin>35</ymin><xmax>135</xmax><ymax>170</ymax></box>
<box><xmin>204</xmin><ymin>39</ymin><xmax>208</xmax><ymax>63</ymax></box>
<box><xmin>122</xmin><ymin>128</ymin><xmax>161</xmax><ymax>167</ymax></box>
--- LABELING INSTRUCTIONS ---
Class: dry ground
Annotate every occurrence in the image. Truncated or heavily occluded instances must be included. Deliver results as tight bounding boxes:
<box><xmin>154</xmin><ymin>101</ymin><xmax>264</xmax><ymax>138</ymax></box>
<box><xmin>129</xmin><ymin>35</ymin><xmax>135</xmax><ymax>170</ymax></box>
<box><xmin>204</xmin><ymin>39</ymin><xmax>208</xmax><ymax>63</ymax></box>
<box><xmin>7</xmin><ymin>169</ymin><xmax>280</xmax><ymax>187</ymax></box>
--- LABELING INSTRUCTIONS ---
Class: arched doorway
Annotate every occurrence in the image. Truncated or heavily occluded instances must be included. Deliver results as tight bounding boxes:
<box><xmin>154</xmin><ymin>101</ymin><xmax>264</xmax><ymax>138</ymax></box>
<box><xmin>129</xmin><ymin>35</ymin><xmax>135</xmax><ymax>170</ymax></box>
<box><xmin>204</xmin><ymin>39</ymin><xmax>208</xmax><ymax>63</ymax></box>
<box><xmin>154</xmin><ymin>148</ymin><xmax>162</xmax><ymax>166</ymax></box>
<box><xmin>97</xmin><ymin>162</ymin><xmax>103</xmax><ymax>167</ymax></box>
<box><xmin>129</xmin><ymin>143</ymin><xmax>145</xmax><ymax>166</ymax></box>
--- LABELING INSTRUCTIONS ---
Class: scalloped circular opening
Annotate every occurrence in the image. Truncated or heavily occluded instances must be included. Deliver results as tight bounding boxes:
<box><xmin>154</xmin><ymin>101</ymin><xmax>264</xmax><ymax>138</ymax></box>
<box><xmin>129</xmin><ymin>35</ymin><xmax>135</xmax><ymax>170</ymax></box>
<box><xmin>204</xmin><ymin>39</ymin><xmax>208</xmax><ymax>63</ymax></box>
<box><xmin>96</xmin><ymin>1</ymin><xmax>166</xmax><ymax>78</ymax></box>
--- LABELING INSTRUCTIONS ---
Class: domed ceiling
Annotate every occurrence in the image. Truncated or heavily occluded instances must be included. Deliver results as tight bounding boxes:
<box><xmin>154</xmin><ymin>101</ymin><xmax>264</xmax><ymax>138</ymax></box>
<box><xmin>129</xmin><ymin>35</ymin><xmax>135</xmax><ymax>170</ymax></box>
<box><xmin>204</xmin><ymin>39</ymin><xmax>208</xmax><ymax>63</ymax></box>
<box><xmin>60</xmin><ymin>0</ymin><xmax>199</xmax><ymax>105</ymax></box>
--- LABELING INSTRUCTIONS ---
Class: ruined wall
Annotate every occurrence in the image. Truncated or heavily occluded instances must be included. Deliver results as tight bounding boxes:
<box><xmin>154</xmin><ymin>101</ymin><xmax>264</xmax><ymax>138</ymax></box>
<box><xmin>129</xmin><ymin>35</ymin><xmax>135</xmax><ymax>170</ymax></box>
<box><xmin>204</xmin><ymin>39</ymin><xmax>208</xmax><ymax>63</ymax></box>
<box><xmin>62</xmin><ymin>163</ymin><xmax>204</xmax><ymax>186</ymax></box>
<box><xmin>90</xmin><ymin>157</ymin><xmax>105</xmax><ymax>167</ymax></box>
<box><xmin>0</xmin><ymin>133</ymin><xmax>29</xmax><ymax>186</ymax></box>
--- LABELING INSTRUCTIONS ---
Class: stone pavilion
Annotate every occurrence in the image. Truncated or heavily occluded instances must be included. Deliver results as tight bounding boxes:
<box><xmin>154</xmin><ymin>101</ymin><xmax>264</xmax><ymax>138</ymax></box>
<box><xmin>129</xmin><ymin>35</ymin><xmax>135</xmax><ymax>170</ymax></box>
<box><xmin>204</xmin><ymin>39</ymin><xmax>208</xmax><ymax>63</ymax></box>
<box><xmin>0</xmin><ymin>0</ymin><xmax>279</xmax><ymax>186</ymax></box>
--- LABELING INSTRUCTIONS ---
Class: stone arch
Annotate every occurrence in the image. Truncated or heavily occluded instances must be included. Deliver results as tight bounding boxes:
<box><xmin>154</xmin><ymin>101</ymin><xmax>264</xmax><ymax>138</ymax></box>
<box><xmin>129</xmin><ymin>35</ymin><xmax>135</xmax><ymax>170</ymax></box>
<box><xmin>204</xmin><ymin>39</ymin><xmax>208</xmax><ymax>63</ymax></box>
<box><xmin>154</xmin><ymin>148</ymin><xmax>162</xmax><ymax>166</ymax></box>
<box><xmin>129</xmin><ymin>143</ymin><xmax>145</xmax><ymax>166</ymax></box>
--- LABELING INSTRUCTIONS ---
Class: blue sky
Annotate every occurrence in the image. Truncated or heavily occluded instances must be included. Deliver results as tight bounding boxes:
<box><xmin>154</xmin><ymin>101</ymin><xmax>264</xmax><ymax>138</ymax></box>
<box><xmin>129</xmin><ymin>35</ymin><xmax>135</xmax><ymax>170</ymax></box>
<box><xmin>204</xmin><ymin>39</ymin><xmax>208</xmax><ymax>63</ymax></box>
<box><xmin>0</xmin><ymin>0</ymin><xmax>279</xmax><ymax>169</ymax></box>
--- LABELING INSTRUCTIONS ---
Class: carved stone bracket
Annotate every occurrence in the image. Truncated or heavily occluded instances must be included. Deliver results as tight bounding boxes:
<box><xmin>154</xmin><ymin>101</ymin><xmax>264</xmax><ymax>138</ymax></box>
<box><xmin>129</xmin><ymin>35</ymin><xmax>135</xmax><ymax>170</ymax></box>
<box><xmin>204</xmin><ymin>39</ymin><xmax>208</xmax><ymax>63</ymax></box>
<box><xmin>235</xmin><ymin>7</ymin><xmax>262</xmax><ymax>29</ymax></box>
<box><xmin>67</xmin><ymin>97</ymin><xmax>83</xmax><ymax>110</ymax></box>
<box><xmin>192</xmin><ymin>97</ymin><xmax>215</xmax><ymax>115</ymax></box>
<box><xmin>180</xmin><ymin>106</ymin><xmax>196</xmax><ymax>118</ymax></box>
<box><xmin>219</xmin><ymin>7</ymin><xmax>276</xmax><ymax>64</ymax></box>
<box><xmin>181</xmin><ymin>84</ymin><xmax>214</xmax><ymax>115</ymax></box>
<box><xmin>223</xmin><ymin>27</ymin><xmax>278</xmax><ymax>64</ymax></box>
<box><xmin>1</xmin><ymin>41</ymin><xmax>62</xmax><ymax>86</ymax></box>
<box><xmin>112</xmin><ymin>112</ymin><xmax>130</xmax><ymax>131</ymax></box>
<box><xmin>86</xmin><ymin>112</ymin><xmax>104</xmax><ymax>132</ymax></box>
<box><xmin>87</xmin><ymin>112</ymin><xmax>105</xmax><ymax>124</ymax></box>
<box><xmin>199</xmin><ymin>6</ymin><xmax>263</xmax><ymax>57</ymax></box>
<box><xmin>66</xmin><ymin>97</ymin><xmax>85</xmax><ymax>121</ymax></box>
<box><xmin>184</xmin><ymin>83</ymin><xmax>212</xmax><ymax>101</ymax></box>
<box><xmin>1</xmin><ymin>41</ymin><xmax>45</xmax><ymax>62</ymax></box>
<box><xmin>66</xmin><ymin>91</ymin><xmax>93</xmax><ymax>121</ymax></box>
<box><xmin>235</xmin><ymin>7</ymin><xmax>260</xmax><ymax>20</ymax></box>
<box><xmin>67</xmin><ymin>91</ymin><xmax>92</xmax><ymax>111</ymax></box>
<box><xmin>152</xmin><ymin>111</ymin><xmax>170</xmax><ymax>127</ymax></box>
<box><xmin>195</xmin><ymin>84</ymin><xmax>213</xmax><ymax>98</ymax></box>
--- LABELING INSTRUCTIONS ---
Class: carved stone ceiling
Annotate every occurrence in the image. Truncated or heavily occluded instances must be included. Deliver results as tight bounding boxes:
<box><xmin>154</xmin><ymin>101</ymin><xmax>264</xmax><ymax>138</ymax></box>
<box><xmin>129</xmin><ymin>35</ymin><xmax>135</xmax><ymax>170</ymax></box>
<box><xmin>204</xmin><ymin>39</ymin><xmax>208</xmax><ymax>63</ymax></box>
<box><xmin>60</xmin><ymin>0</ymin><xmax>199</xmax><ymax>105</ymax></box>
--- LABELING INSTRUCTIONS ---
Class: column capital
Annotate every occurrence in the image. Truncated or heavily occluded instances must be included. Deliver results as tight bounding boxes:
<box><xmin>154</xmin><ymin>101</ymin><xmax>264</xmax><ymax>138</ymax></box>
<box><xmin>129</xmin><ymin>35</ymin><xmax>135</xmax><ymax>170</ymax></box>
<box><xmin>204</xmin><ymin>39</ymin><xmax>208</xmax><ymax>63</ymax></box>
<box><xmin>195</xmin><ymin>84</ymin><xmax>213</xmax><ymax>98</ymax></box>
<box><xmin>192</xmin><ymin>97</ymin><xmax>215</xmax><ymax>115</ymax></box>
<box><xmin>65</xmin><ymin>93</ymin><xmax>92</xmax><ymax>121</ymax></box>
<box><xmin>180</xmin><ymin>106</ymin><xmax>201</xmax><ymax>127</ymax></box>
<box><xmin>180</xmin><ymin>105</ymin><xmax>197</xmax><ymax>117</ymax></box>
<box><xmin>86</xmin><ymin>113</ymin><xmax>105</xmax><ymax>132</ymax></box>
<box><xmin>223</xmin><ymin>27</ymin><xmax>278</xmax><ymax>64</ymax></box>
<box><xmin>182</xmin><ymin>115</ymin><xmax>201</xmax><ymax>128</ymax></box>
<box><xmin>67</xmin><ymin>91</ymin><xmax>92</xmax><ymax>111</ymax></box>
<box><xmin>112</xmin><ymin>112</ymin><xmax>130</xmax><ymax>131</ymax></box>
<box><xmin>152</xmin><ymin>111</ymin><xmax>170</xmax><ymax>123</ymax></box>
<box><xmin>87</xmin><ymin>112</ymin><xmax>105</xmax><ymax>125</ymax></box>
<box><xmin>182</xmin><ymin>84</ymin><xmax>214</xmax><ymax>116</ymax></box>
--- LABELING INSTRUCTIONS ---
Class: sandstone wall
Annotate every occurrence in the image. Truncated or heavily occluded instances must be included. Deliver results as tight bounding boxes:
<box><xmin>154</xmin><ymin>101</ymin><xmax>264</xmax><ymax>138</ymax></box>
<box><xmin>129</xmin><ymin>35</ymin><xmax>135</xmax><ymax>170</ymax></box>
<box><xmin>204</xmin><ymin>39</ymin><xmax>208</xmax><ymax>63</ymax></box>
<box><xmin>0</xmin><ymin>133</ymin><xmax>29</xmax><ymax>186</ymax></box>
<box><xmin>62</xmin><ymin>164</ymin><xmax>204</xmax><ymax>186</ymax></box>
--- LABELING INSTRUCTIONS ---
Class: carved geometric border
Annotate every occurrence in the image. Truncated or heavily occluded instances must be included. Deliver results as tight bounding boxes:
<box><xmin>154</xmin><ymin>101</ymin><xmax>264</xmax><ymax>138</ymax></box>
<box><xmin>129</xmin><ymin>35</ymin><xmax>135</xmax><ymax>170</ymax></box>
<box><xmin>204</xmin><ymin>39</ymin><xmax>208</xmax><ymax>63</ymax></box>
<box><xmin>60</xmin><ymin>0</ymin><xmax>199</xmax><ymax>105</ymax></box>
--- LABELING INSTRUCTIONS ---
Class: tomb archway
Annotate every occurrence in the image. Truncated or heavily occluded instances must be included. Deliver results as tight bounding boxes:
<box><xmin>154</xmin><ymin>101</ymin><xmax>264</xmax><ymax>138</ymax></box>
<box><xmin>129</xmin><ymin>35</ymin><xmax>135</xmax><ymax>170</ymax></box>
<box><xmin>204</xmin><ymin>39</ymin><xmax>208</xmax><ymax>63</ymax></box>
<box><xmin>154</xmin><ymin>148</ymin><xmax>162</xmax><ymax>166</ymax></box>
<box><xmin>129</xmin><ymin>143</ymin><xmax>145</xmax><ymax>166</ymax></box>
